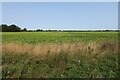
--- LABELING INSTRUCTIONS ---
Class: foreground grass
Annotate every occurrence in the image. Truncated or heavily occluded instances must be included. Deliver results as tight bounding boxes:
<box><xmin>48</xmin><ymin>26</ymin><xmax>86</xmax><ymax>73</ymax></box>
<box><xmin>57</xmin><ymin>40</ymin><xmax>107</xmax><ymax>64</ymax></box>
<box><xmin>2</xmin><ymin>41</ymin><xmax>119</xmax><ymax>78</ymax></box>
<box><xmin>2</xmin><ymin>51</ymin><xmax>118</xmax><ymax>78</ymax></box>
<box><xmin>2</xmin><ymin>32</ymin><xmax>119</xmax><ymax>78</ymax></box>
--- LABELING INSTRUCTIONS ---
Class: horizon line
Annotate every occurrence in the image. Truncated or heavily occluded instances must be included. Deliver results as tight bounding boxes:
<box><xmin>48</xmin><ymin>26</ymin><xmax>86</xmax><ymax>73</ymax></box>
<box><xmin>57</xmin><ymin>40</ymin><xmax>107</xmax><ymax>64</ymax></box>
<box><xmin>1</xmin><ymin>24</ymin><xmax>118</xmax><ymax>30</ymax></box>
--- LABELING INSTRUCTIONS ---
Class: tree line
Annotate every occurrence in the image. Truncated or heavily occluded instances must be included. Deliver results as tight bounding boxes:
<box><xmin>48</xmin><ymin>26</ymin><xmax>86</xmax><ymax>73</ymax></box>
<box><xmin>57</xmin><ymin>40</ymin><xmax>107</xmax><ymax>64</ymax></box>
<box><xmin>0</xmin><ymin>24</ymin><xmax>58</xmax><ymax>32</ymax></box>
<box><xmin>0</xmin><ymin>24</ymin><xmax>27</xmax><ymax>32</ymax></box>
<box><xmin>0</xmin><ymin>24</ymin><xmax>119</xmax><ymax>32</ymax></box>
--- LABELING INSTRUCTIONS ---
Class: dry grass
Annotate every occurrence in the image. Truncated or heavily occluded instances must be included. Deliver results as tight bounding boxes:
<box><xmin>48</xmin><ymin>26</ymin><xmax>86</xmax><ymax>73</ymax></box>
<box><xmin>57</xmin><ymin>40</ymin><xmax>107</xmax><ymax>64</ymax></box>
<box><xmin>2</xmin><ymin>41</ymin><xmax>118</xmax><ymax>78</ymax></box>
<box><xmin>2</xmin><ymin>41</ymin><xmax>118</xmax><ymax>56</ymax></box>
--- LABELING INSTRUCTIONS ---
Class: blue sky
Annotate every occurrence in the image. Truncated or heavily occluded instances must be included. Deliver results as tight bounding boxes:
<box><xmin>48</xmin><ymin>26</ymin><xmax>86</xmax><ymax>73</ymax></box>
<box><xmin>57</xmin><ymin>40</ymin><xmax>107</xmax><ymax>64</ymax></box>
<box><xmin>1</xmin><ymin>0</ymin><xmax>119</xmax><ymax>2</ymax></box>
<box><xmin>2</xmin><ymin>2</ymin><xmax>118</xmax><ymax>30</ymax></box>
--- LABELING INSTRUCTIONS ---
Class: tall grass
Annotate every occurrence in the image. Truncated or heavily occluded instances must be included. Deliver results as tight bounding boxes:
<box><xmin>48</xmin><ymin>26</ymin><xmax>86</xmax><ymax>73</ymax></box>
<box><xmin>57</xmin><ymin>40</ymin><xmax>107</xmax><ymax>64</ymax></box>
<box><xmin>2</xmin><ymin>41</ymin><xmax>118</xmax><ymax>56</ymax></box>
<box><xmin>2</xmin><ymin>32</ymin><xmax>119</xmax><ymax>78</ymax></box>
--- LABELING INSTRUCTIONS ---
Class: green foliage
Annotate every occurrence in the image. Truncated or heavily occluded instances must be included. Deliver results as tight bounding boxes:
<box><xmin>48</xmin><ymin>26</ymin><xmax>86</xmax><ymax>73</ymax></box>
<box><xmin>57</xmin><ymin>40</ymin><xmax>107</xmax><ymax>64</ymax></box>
<box><xmin>1</xmin><ymin>24</ymin><xmax>21</xmax><ymax>32</ymax></box>
<box><xmin>2</xmin><ymin>32</ymin><xmax>119</xmax><ymax>78</ymax></box>
<box><xmin>2</xmin><ymin>52</ymin><xmax>118</xmax><ymax>78</ymax></box>
<box><xmin>2</xmin><ymin>32</ymin><xmax>118</xmax><ymax>44</ymax></box>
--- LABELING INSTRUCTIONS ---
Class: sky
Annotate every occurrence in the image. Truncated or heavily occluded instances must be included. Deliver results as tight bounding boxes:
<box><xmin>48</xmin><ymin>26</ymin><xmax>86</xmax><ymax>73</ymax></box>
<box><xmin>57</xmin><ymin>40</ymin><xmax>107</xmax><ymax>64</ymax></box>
<box><xmin>2</xmin><ymin>2</ymin><xmax>118</xmax><ymax>30</ymax></box>
<box><xmin>1</xmin><ymin>0</ymin><xmax>119</xmax><ymax>2</ymax></box>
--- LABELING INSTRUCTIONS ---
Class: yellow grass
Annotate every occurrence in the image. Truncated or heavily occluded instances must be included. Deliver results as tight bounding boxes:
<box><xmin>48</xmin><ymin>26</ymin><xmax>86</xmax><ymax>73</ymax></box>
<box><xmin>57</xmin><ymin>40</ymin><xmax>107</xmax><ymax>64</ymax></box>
<box><xmin>2</xmin><ymin>41</ymin><xmax>118</xmax><ymax>56</ymax></box>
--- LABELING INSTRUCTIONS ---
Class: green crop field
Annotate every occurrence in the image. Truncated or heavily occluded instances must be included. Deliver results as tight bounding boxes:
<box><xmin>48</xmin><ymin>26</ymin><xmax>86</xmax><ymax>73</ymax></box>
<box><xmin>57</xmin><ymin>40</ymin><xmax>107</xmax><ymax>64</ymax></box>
<box><xmin>2</xmin><ymin>32</ymin><xmax>118</xmax><ymax>44</ymax></box>
<box><xmin>2</xmin><ymin>32</ymin><xmax>119</xmax><ymax>78</ymax></box>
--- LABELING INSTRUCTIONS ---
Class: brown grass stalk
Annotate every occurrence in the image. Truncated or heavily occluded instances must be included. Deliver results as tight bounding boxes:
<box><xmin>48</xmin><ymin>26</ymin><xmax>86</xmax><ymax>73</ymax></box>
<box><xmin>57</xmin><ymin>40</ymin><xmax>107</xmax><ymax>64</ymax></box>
<box><xmin>2</xmin><ymin>41</ymin><xmax>118</xmax><ymax>56</ymax></box>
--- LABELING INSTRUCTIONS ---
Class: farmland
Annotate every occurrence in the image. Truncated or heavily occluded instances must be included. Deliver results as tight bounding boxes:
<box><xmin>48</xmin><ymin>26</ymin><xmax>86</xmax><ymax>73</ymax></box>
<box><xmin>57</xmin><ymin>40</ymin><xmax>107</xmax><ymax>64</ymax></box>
<box><xmin>2</xmin><ymin>32</ymin><xmax>119</xmax><ymax>78</ymax></box>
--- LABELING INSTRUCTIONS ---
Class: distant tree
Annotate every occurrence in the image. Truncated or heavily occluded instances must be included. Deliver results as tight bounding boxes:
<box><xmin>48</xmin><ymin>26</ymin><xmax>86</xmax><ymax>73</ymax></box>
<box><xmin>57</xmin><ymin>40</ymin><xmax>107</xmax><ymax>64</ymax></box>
<box><xmin>0</xmin><ymin>24</ymin><xmax>21</xmax><ymax>32</ymax></box>
<box><xmin>48</xmin><ymin>29</ymin><xmax>50</xmax><ymax>31</ymax></box>
<box><xmin>36</xmin><ymin>29</ymin><xmax>43</xmax><ymax>32</ymax></box>
<box><xmin>1</xmin><ymin>24</ymin><xmax>8</xmax><ymax>32</ymax></box>
<box><xmin>105</xmin><ymin>30</ymin><xmax>110</xmax><ymax>32</ymax></box>
<box><xmin>8</xmin><ymin>24</ymin><xmax>21</xmax><ymax>32</ymax></box>
<box><xmin>22</xmin><ymin>28</ymin><xmax>27</xmax><ymax>32</ymax></box>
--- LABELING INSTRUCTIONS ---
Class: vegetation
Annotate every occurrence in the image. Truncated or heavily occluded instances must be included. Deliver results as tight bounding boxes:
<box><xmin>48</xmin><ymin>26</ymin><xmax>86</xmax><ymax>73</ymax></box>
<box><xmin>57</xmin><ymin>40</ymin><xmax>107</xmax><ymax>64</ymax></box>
<box><xmin>0</xmin><ymin>24</ymin><xmax>21</xmax><ymax>32</ymax></box>
<box><xmin>2</xmin><ymin>32</ymin><xmax>119</xmax><ymax>78</ymax></box>
<box><xmin>0</xmin><ymin>24</ymin><xmax>119</xmax><ymax>32</ymax></box>
<box><xmin>2</xmin><ymin>32</ymin><xmax>118</xmax><ymax>44</ymax></box>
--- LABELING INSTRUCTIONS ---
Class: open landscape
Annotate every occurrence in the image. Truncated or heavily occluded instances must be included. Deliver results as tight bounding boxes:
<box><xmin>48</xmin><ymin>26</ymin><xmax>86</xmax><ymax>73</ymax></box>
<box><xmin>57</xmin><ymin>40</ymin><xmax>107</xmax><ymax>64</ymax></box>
<box><xmin>2</xmin><ymin>32</ymin><xmax>119</xmax><ymax>78</ymax></box>
<box><xmin>1</xmin><ymin>1</ymin><xmax>119</xmax><ymax>78</ymax></box>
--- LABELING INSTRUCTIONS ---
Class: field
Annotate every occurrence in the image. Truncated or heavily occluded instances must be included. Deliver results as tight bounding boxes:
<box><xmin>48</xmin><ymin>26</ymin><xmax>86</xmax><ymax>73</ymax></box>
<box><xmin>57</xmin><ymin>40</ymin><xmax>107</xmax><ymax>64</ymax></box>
<box><xmin>2</xmin><ymin>32</ymin><xmax>119</xmax><ymax>78</ymax></box>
